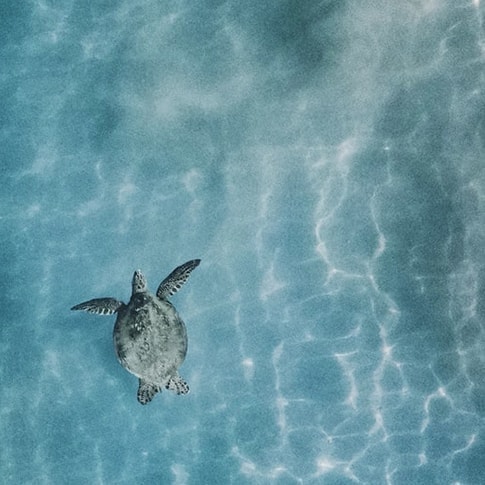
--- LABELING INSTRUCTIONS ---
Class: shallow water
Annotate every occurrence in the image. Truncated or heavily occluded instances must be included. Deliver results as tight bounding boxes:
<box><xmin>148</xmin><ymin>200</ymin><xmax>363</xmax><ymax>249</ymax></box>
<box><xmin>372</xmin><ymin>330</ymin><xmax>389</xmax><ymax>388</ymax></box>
<box><xmin>1</xmin><ymin>1</ymin><xmax>484</xmax><ymax>483</ymax></box>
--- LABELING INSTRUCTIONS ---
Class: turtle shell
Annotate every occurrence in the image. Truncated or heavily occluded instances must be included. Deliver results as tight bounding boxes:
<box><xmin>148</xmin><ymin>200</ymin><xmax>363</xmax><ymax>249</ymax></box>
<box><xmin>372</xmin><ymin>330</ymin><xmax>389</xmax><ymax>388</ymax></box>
<box><xmin>113</xmin><ymin>291</ymin><xmax>187</xmax><ymax>386</ymax></box>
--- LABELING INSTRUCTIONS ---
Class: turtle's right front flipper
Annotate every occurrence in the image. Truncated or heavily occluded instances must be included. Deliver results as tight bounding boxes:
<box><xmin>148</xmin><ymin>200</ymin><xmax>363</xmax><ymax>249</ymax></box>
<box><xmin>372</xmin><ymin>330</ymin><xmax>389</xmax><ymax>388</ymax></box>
<box><xmin>156</xmin><ymin>259</ymin><xmax>201</xmax><ymax>299</ymax></box>
<box><xmin>71</xmin><ymin>298</ymin><xmax>124</xmax><ymax>315</ymax></box>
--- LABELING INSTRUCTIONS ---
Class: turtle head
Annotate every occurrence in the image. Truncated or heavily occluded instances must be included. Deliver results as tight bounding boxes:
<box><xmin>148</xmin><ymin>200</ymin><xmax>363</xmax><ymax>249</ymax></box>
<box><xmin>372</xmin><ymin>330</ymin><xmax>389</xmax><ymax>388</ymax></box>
<box><xmin>132</xmin><ymin>270</ymin><xmax>147</xmax><ymax>294</ymax></box>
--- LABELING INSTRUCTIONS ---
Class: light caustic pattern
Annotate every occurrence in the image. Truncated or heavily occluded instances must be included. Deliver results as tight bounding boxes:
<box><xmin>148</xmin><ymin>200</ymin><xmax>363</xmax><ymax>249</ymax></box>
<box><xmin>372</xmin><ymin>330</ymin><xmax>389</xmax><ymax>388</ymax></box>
<box><xmin>223</xmin><ymin>134</ymin><xmax>484</xmax><ymax>484</ymax></box>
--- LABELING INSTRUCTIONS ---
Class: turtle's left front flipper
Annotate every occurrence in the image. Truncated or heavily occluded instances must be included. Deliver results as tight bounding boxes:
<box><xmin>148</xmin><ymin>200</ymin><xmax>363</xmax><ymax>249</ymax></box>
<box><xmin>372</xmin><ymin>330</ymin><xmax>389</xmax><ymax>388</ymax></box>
<box><xmin>71</xmin><ymin>298</ymin><xmax>124</xmax><ymax>315</ymax></box>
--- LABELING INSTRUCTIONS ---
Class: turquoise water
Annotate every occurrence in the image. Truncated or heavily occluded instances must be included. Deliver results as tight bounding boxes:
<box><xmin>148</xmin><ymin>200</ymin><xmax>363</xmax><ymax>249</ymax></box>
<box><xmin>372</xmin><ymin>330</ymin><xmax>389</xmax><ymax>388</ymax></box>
<box><xmin>1</xmin><ymin>1</ymin><xmax>484</xmax><ymax>483</ymax></box>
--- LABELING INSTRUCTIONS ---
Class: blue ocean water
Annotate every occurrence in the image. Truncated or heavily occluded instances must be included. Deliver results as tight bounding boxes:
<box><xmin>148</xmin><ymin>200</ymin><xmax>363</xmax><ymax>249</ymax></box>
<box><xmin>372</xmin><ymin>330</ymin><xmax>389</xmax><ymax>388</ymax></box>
<box><xmin>1</xmin><ymin>1</ymin><xmax>484</xmax><ymax>483</ymax></box>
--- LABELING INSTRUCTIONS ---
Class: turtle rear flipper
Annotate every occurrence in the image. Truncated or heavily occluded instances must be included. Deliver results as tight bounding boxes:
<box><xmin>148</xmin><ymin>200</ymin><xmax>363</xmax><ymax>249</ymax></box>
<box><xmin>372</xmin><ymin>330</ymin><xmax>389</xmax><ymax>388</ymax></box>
<box><xmin>156</xmin><ymin>259</ymin><xmax>200</xmax><ymax>299</ymax></box>
<box><xmin>165</xmin><ymin>374</ymin><xmax>189</xmax><ymax>395</ymax></box>
<box><xmin>71</xmin><ymin>298</ymin><xmax>124</xmax><ymax>315</ymax></box>
<box><xmin>137</xmin><ymin>379</ymin><xmax>161</xmax><ymax>405</ymax></box>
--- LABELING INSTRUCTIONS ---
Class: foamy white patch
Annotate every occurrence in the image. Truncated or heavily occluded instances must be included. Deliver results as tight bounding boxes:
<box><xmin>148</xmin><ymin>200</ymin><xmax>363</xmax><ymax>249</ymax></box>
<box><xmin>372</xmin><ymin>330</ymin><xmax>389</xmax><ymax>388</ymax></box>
<box><xmin>26</xmin><ymin>204</ymin><xmax>41</xmax><ymax>218</ymax></box>
<box><xmin>117</xmin><ymin>179</ymin><xmax>138</xmax><ymax>204</ymax></box>
<box><xmin>233</xmin><ymin>446</ymin><xmax>292</xmax><ymax>481</ymax></box>
<box><xmin>272</xmin><ymin>343</ymin><xmax>288</xmax><ymax>434</ymax></box>
<box><xmin>315</xmin><ymin>456</ymin><xmax>336</xmax><ymax>473</ymax></box>
<box><xmin>27</xmin><ymin>144</ymin><xmax>58</xmax><ymax>176</ymax></box>
<box><xmin>182</xmin><ymin>168</ymin><xmax>203</xmax><ymax>193</ymax></box>
<box><xmin>241</xmin><ymin>358</ymin><xmax>254</xmax><ymax>381</ymax></box>
<box><xmin>171</xmin><ymin>464</ymin><xmax>188</xmax><ymax>485</ymax></box>
<box><xmin>77</xmin><ymin>197</ymin><xmax>103</xmax><ymax>218</ymax></box>
<box><xmin>260</xmin><ymin>260</ymin><xmax>286</xmax><ymax>301</ymax></box>
<box><xmin>43</xmin><ymin>350</ymin><xmax>61</xmax><ymax>379</ymax></box>
<box><xmin>334</xmin><ymin>351</ymin><xmax>359</xmax><ymax>410</ymax></box>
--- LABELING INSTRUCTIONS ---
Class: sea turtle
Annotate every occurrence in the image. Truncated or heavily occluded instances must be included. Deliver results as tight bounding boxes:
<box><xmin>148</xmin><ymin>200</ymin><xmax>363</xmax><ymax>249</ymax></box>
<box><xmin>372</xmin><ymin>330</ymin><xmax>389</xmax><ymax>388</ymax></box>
<box><xmin>71</xmin><ymin>259</ymin><xmax>200</xmax><ymax>404</ymax></box>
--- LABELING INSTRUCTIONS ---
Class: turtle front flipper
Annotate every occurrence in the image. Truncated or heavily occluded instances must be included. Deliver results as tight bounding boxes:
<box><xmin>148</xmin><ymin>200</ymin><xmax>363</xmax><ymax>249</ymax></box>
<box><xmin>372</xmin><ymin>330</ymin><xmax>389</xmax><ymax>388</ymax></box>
<box><xmin>156</xmin><ymin>259</ymin><xmax>201</xmax><ymax>299</ymax></box>
<box><xmin>137</xmin><ymin>379</ymin><xmax>161</xmax><ymax>405</ymax></box>
<box><xmin>71</xmin><ymin>298</ymin><xmax>124</xmax><ymax>315</ymax></box>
